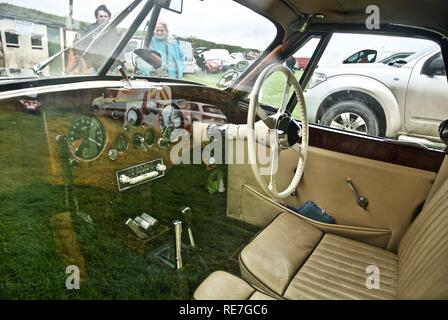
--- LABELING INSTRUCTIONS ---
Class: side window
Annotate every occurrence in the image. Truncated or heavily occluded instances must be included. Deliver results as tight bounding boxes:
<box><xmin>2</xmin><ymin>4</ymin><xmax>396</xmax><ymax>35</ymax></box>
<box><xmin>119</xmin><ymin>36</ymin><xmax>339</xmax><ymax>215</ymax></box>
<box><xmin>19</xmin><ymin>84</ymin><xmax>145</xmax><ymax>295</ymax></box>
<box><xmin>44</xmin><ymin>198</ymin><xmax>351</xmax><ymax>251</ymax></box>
<box><xmin>189</xmin><ymin>103</ymin><xmax>200</xmax><ymax>112</ymax></box>
<box><xmin>422</xmin><ymin>53</ymin><xmax>446</xmax><ymax>76</ymax></box>
<box><xmin>5</xmin><ymin>31</ymin><xmax>20</xmax><ymax>48</ymax></box>
<box><xmin>31</xmin><ymin>35</ymin><xmax>43</xmax><ymax>50</ymax></box>
<box><xmin>258</xmin><ymin>37</ymin><xmax>320</xmax><ymax>115</ymax></box>
<box><xmin>301</xmin><ymin>33</ymin><xmax>447</xmax><ymax>149</ymax></box>
<box><xmin>344</xmin><ymin>51</ymin><xmax>360</xmax><ymax>63</ymax></box>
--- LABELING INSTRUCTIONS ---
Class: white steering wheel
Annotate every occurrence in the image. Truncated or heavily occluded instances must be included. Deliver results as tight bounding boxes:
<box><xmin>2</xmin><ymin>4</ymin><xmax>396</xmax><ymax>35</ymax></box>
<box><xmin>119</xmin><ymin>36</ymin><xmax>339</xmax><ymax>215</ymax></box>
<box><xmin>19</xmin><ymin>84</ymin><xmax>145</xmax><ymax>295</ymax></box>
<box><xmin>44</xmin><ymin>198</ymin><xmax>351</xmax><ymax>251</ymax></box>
<box><xmin>247</xmin><ymin>64</ymin><xmax>308</xmax><ymax>199</ymax></box>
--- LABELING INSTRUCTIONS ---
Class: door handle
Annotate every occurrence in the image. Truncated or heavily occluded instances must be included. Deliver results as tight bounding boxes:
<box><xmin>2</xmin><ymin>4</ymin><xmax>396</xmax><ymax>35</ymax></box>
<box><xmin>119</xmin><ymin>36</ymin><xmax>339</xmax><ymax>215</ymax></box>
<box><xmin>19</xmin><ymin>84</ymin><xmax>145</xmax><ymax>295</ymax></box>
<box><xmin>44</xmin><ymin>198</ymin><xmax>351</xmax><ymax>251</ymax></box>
<box><xmin>346</xmin><ymin>178</ymin><xmax>369</xmax><ymax>210</ymax></box>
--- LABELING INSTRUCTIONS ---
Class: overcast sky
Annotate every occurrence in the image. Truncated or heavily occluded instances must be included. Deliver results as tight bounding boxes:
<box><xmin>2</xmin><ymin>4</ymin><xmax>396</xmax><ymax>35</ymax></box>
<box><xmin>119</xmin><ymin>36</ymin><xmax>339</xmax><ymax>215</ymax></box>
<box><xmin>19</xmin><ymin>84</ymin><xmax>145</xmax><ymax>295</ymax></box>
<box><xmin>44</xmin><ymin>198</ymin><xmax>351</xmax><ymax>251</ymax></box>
<box><xmin>5</xmin><ymin>0</ymin><xmax>278</xmax><ymax>50</ymax></box>
<box><xmin>4</xmin><ymin>0</ymin><xmax>438</xmax><ymax>58</ymax></box>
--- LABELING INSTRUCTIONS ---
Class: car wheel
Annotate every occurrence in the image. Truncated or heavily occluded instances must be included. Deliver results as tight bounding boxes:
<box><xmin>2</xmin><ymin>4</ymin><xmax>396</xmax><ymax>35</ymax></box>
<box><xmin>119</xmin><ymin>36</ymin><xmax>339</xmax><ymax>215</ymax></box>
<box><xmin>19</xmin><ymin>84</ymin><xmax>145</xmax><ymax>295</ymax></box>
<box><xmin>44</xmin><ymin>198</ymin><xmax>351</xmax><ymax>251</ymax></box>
<box><xmin>320</xmin><ymin>100</ymin><xmax>380</xmax><ymax>136</ymax></box>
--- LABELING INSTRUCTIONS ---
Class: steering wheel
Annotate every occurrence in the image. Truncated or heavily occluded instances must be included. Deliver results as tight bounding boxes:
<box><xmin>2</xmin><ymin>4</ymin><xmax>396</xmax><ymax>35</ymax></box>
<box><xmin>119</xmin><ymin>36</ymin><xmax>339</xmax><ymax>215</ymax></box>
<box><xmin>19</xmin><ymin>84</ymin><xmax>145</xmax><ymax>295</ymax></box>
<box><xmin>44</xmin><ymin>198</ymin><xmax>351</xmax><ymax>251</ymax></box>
<box><xmin>247</xmin><ymin>64</ymin><xmax>308</xmax><ymax>199</ymax></box>
<box><xmin>217</xmin><ymin>70</ymin><xmax>239</xmax><ymax>88</ymax></box>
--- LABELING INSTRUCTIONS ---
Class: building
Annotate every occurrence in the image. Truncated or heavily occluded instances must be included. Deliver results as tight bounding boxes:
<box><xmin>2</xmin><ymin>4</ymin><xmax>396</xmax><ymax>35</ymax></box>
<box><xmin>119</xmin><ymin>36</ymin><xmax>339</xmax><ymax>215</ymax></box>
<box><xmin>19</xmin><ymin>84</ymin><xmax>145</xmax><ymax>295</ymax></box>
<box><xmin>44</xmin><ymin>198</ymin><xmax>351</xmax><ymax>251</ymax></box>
<box><xmin>0</xmin><ymin>3</ymin><xmax>75</xmax><ymax>77</ymax></box>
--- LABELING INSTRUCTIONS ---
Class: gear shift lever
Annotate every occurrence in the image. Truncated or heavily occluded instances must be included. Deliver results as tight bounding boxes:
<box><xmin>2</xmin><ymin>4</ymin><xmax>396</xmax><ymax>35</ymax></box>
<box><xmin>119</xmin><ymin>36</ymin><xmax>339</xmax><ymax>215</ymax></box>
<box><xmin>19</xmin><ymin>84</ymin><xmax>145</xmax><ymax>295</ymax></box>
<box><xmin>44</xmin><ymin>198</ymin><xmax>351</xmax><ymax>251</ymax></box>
<box><xmin>173</xmin><ymin>220</ymin><xmax>183</xmax><ymax>270</ymax></box>
<box><xmin>181</xmin><ymin>207</ymin><xmax>196</xmax><ymax>248</ymax></box>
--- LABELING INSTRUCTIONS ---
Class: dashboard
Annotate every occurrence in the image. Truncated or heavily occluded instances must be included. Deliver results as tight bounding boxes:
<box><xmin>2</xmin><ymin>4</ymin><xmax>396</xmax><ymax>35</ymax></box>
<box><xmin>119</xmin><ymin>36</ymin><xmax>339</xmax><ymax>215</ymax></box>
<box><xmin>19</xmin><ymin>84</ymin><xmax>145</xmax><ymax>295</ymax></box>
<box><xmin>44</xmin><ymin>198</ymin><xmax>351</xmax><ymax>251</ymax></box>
<box><xmin>39</xmin><ymin>83</ymin><xmax>233</xmax><ymax>192</ymax></box>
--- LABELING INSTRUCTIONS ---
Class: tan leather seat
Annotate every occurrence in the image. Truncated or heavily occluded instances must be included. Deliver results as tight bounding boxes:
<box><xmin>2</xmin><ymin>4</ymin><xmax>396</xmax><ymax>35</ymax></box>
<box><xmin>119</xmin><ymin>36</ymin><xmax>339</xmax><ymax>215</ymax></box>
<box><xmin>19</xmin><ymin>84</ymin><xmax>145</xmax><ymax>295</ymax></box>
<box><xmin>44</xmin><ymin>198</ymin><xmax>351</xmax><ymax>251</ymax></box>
<box><xmin>194</xmin><ymin>271</ymin><xmax>276</xmax><ymax>300</ymax></box>
<box><xmin>238</xmin><ymin>176</ymin><xmax>448</xmax><ymax>299</ymax></box>
<box><xmin>195</xmin><ymin>176</ymin><xmax>448</xmax><ymax>299</ymax></box>
<box><xmin>240</xmin><ymin>215</ymin><xmax>398</xmax><ymax>299</ymax></box>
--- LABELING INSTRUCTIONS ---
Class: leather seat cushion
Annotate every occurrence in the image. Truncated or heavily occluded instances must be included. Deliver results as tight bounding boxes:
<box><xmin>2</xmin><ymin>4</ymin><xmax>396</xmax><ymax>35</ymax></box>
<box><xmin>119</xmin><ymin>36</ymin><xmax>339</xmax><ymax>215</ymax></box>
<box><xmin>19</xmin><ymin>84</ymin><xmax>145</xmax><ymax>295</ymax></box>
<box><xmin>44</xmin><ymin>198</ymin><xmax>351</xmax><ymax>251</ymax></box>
<box><xmin>284</xmin><ymin>234</ymin><xmax>399</xmax><ymax>299</ymax></box>
<box><xmin>239</xmin><ymin>212</ymin><xmax>324</xmax><ymax>297</ymax></box>
<box><xmin>194</xmin><ymin>271</ymin><xmax>276</xmax><ymax>300</ymax></box>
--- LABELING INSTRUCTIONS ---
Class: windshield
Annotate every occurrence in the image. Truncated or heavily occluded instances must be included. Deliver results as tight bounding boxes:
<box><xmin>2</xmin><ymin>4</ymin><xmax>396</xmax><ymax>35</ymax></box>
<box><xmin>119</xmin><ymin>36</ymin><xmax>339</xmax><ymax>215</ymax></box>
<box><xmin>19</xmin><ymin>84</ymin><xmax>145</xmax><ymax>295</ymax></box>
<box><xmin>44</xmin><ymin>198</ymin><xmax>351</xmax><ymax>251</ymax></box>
<box><xmin>111</xmin><ymin>0</ymin><xmax>277</xmax><ymax>88</ymax></box>
<box><xmin>0</xmin><ymin>0</ymin><xmax>277</xmax><ymax>86</ymax></box>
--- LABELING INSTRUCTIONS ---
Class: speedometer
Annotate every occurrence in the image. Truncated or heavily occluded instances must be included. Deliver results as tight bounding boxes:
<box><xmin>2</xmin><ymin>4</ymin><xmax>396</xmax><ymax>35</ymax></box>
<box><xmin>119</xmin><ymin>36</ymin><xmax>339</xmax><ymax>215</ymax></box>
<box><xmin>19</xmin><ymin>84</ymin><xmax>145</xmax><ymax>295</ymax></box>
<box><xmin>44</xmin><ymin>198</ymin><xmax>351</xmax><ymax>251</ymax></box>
<box><xmin>68</xmin><ymin>116</ymin><xmax>106</xmax><ymax>161</ymax></box>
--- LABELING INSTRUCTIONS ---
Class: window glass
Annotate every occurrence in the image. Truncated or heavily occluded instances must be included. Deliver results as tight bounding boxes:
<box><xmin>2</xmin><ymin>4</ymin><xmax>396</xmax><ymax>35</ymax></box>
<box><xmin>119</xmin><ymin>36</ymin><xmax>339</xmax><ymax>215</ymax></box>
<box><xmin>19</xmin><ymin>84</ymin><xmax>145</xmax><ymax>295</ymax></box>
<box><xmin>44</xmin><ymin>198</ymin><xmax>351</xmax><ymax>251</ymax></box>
<box><xmin>256</xmin><ymin>37</ymin><xmax>320</xmax><ymax>120</ymax></box>
<box><xmin>0</xmin><ymin>1</ymin><xmax>145</xmax><ymax>78</ymax></box>
<box><xmin>121</xmin><ymin>0</ymin><xmax>277</xmax><ymax>88</ymax></box>
<box><xmin>301</xmin><ymin>33</ymin><xmax>447</xmax><ymax>149</ymax></box>
<box><xmin>31</xmin><ymin>35</ymin><xmax>43</xmax><ymax>49</ymax></box>
<box><xmin>5</xmin><ymin>31</ymin><xmax>19</xmax><ymax>47</ymax></box>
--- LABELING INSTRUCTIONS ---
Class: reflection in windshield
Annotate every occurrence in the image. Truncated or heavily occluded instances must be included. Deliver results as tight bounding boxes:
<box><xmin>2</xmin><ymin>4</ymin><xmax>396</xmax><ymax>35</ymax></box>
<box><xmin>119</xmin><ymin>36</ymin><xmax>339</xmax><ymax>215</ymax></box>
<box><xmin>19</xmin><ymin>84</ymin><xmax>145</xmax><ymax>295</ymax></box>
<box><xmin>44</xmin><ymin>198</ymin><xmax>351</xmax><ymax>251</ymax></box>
<box><xmin>0</xmin><ymin>0</ymin><xmax>145</xmax><ymax>79</ymax></box>
<box><xmin>0</xmin><ymin>0</ymin><xmax>276</xmax><ymax>87</ymax></box>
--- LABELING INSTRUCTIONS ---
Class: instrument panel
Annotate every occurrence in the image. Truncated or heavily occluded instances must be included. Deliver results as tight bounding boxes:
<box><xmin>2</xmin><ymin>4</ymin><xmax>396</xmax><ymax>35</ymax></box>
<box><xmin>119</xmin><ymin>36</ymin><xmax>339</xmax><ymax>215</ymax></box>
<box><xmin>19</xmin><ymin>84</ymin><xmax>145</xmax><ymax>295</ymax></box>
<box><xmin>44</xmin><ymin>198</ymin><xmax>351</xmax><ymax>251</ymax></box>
<box><xmin>48</xmin><ymin>84</ymin><xmax>230</xmax><ymax>192</ymax></box>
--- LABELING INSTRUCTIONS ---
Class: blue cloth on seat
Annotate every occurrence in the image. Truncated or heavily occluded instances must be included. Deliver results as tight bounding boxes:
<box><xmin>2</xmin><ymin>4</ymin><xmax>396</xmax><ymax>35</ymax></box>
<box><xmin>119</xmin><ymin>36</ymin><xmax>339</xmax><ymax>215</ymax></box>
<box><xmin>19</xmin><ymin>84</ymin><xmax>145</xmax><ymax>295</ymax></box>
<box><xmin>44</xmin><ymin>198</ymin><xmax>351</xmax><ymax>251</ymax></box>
<box><xmin>283</xmin><ymin>201</ymin><xmax>336</xmax><ymax>224</ymax></box>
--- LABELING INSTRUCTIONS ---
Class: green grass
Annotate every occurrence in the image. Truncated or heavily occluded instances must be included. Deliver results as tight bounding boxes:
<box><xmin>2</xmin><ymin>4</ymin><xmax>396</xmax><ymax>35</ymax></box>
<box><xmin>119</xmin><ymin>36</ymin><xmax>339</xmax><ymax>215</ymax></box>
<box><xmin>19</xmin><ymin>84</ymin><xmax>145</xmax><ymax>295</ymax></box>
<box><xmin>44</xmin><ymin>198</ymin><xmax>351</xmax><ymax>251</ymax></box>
<box><xmin>184</xmin><ymin>72</ymin><xmax>222</xmax><ymax>88</ymax></box>
<box><xmin>0</xmin><ymin>105</ymin><xmax>259</xmax><ymax>299</ymax></box>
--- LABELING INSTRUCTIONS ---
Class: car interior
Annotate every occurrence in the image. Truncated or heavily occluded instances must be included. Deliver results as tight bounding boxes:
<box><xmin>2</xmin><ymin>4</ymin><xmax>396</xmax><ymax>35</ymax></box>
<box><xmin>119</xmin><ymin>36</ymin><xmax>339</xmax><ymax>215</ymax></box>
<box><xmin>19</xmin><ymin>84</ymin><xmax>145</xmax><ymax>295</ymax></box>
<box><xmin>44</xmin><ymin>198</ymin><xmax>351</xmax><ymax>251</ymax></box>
<box><xmin>0</xmin><ymin>0</ymin><xmax>447</xmax><ymax>300</ymax></box>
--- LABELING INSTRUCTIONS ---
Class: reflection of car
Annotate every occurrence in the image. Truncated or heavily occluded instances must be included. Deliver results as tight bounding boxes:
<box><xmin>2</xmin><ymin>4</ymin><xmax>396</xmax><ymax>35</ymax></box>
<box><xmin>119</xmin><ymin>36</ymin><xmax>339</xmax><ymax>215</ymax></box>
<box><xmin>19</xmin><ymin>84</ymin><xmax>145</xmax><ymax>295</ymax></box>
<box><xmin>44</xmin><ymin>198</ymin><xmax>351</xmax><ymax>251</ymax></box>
<box><xmin>177</xmin><ymin>101</ymin><xmax>228</xmax><ymax>128</ymax></box>
<box><xmin>92</xmin><ymin>88</ymin><xmax>143</xmax><ymax>119</ymax></box>
<box><xmin>16</xmin><ymin>94</ymin><xmax>42</xmax><ymax>114</ymax></box>
<box><xmin>305</xmin><ymin>46</ymin><xmax>447</xmax><ymax>144</ymax></box>
<box><xmin>92</xmin><ymin>88</ymin><xmax>227</xmax><ymax>130</ymax></box>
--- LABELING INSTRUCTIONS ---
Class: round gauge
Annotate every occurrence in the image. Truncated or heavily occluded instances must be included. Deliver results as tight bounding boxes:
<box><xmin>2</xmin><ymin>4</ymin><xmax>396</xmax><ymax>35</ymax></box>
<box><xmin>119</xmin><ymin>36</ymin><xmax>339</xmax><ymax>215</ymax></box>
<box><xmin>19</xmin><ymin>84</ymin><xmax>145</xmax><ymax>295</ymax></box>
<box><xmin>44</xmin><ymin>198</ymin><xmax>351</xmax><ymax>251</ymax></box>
<box><xmin>126</xmin><ymin>108</ymin><xmax>142</xmax><ymax>126</ymax></box>
<box><xmin>108</xmin><ymin>149</ymin><xmax>118</xmax><ymax>161</ymax></box>
<box><xmin>132</xmin><ymin>133</ymin><xmax>145</xmax><ymax>149</ymax></box>
<box><xmin>114</xmin><ymin>133</ymin><xmax>129</xmax><ymax>152</ymax></box>
<box><xmin>68</xmin><ymin>116</ymin><xmax>106</xmax><ymax>161</ymax></box>
<box><xmin>144</xmin><ymin>128</ymin><xmax>156</xmax><ymax>146</ymax></box>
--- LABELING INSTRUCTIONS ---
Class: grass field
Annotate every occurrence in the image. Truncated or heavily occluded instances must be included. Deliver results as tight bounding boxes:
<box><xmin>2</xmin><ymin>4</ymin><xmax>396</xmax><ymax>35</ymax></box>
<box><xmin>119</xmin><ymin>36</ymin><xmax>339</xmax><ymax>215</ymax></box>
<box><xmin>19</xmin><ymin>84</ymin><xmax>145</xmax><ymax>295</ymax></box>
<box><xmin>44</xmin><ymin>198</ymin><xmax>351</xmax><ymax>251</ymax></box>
<box><xmin>0</xmin><ymin>105</ymin><xmax>259</xmax><ymax>299</ymax></box>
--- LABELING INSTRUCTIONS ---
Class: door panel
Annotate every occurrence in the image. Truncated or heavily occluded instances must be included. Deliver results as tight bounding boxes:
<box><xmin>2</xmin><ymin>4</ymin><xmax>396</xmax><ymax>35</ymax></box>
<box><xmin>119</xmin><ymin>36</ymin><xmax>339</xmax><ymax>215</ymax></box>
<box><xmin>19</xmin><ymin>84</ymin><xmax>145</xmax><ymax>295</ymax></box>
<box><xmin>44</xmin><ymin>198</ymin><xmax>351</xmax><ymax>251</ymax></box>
<box><xmin>227</xmin><ymin>141</ymin><xmax>437</xmax><ymax>251</ymax></box>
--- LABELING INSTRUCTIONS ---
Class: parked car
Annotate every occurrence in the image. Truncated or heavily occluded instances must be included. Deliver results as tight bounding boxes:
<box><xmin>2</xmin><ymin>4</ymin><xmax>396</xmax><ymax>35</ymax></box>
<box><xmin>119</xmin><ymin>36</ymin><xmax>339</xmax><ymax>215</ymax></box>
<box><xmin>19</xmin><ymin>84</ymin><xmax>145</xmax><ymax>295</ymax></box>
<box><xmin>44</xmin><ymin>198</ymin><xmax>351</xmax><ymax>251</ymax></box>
<box><xmin>379</xmin><ymin>52</ymin><xmax>415</xmax><ymax>65</ymax></box>
<box><xmin>295</xmin><ymin>57</ymin><xmax>311</xmax><ymax>70</ymax></box>
<box><xmin>343</xmin><ymin>49</ymin><xmax>379</xmax><ymax>63</ymax></box>
<box><xmin>305</xmin><ymin>46</ymin><xmax>447</xmax><ymax>146</ymax></box>
<box><xmin>177</xmin><ymin>101</ymin><xmax>227</xmax><ymax>127</ymax></box>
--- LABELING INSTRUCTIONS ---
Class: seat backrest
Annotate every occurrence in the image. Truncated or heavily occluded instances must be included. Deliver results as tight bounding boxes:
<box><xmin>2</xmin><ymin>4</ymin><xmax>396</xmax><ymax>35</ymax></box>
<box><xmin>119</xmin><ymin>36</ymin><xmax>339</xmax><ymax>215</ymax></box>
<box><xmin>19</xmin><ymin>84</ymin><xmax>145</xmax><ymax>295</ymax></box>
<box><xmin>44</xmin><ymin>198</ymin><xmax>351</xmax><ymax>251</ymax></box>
<box><xmin>397</xmin><ymin>177</ymin><xmax>448</xmax><ymax>299</ymax></box>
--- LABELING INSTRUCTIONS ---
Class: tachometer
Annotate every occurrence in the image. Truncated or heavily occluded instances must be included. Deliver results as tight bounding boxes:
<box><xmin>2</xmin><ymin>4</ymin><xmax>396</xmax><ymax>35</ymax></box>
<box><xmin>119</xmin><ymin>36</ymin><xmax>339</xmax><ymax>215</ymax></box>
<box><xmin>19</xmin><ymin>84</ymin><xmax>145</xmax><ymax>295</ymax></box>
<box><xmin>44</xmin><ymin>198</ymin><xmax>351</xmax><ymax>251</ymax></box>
<box><xmin>68</xmin><ymin>116</ymin><xmax>106</xmax><ymax>161</ymax></box>
<box><xmin>144</xmin><ymin>128</ymin><xmax>156</xmax><ymax>146</ymax></box>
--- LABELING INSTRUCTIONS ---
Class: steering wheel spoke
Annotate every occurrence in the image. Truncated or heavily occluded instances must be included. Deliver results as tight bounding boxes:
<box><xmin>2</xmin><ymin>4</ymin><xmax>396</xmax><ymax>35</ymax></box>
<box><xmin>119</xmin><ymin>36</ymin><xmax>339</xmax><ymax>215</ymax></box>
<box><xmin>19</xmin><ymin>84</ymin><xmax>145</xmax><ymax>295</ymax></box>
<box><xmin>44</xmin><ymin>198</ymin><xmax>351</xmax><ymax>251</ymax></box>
<box><xmin>280</xmin><ymin>79</ymin><xmax>292</xmax><ymax>113</ymax></box>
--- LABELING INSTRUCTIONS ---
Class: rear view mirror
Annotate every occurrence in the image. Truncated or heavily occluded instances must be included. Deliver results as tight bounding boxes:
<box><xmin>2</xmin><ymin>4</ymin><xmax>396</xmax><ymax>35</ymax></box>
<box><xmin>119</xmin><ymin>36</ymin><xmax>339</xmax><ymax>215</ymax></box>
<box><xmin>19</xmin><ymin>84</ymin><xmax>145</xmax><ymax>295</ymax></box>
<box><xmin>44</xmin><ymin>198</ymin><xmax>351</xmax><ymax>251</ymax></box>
<box><xmin>159</xmin><ymin>0</ymin><xmax>183</xmax><ymax>14</ymax></box>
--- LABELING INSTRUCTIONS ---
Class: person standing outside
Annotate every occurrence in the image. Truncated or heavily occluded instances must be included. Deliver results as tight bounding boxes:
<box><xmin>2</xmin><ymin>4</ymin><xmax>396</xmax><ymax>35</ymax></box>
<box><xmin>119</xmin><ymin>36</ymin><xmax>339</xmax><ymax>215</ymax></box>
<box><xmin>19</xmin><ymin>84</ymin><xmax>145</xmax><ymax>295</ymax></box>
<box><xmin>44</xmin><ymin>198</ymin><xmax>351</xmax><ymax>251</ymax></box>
<box><xmin>79</xmin><ymin>5</ymin><xmax>120</xmax><ymax>71</ymax></box>
<box><xmin>149</xmin><ymin>21</ymin><xmax>185</xmax><ymax>79</ymax></box>
<box><xmin>84</xmin><ymin>5</ymin><xmax>113</xmax><ymax>37</ymax></box>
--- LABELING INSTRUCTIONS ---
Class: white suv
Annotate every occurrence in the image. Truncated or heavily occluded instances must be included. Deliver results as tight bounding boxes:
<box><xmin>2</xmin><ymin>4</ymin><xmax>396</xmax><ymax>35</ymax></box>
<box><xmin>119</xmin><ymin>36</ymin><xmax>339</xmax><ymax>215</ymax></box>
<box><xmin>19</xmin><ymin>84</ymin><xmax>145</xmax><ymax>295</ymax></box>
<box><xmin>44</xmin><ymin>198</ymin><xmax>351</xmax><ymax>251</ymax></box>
<box><xmin>305</xmin><ymin>46</ymin><xmax>447</xmax><ymax>146</ymax></box>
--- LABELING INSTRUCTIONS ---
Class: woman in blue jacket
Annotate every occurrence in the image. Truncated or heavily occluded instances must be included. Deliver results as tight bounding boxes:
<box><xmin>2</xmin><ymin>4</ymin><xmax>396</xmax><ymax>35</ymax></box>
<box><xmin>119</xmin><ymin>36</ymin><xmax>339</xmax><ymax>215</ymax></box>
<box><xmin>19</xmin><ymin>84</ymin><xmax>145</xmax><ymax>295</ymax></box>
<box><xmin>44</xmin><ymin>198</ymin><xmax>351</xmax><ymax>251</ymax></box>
<box><xmin>141</xmin><ymin>21</ymin><xmax>184</xmax><ymax>79</ymax></box>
